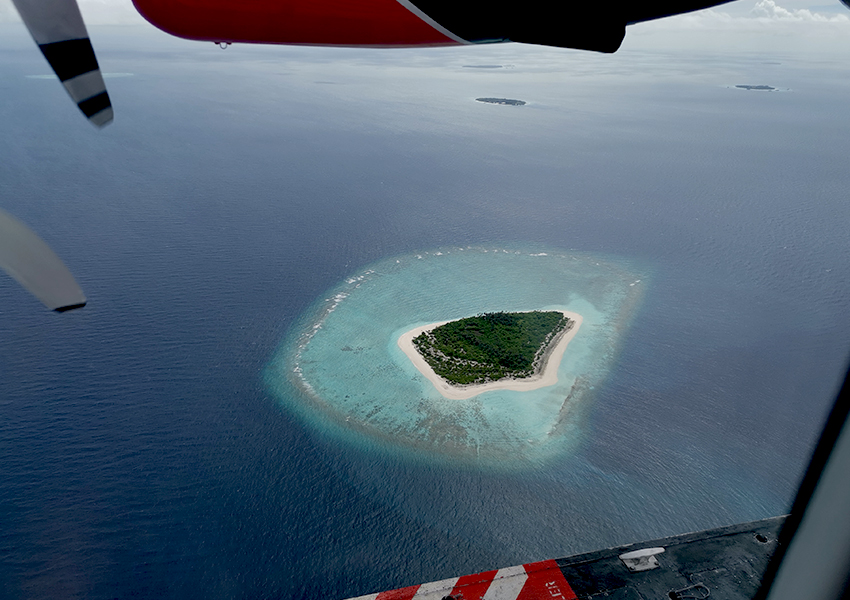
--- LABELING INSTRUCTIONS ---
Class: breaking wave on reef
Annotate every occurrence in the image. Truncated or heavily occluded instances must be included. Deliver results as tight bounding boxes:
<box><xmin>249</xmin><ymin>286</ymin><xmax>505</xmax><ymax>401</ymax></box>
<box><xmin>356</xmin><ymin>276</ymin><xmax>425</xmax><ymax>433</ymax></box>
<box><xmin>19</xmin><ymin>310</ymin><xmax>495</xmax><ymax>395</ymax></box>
<box><xmin>265</xmin><ymin>247</ymin><xmax>648</xmax><ymax>466</ymax></box>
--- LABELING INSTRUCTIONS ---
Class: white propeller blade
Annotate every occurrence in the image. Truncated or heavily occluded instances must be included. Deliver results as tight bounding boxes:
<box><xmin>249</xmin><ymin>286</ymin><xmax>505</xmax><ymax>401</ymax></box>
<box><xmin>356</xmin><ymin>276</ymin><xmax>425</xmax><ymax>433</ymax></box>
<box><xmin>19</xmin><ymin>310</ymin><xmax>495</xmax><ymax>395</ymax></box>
<box><xmin>0</xmin><ymin>208</ymin><xmax>86</xmax><ymax>312</ymax></box>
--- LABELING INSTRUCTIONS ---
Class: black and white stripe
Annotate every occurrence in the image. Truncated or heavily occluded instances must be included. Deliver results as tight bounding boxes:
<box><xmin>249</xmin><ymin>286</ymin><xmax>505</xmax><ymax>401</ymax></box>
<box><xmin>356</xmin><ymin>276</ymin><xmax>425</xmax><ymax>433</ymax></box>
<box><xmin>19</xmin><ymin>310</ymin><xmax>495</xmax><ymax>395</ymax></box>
<box><xmin>11</xmin><ymin>0</ymin><xmax>113</xmax><ymax>126</ymax></box>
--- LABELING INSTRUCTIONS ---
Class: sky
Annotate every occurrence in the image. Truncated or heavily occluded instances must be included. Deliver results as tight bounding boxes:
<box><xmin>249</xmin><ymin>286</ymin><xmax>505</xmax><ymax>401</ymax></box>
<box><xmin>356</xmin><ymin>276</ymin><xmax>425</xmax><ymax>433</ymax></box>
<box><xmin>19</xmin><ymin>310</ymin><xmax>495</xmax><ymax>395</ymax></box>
<box><xmin>0</xmin><ymin>0</ymin><xmax>849</xmax><ymax>56</ymax></box>
<box><xmin>627</xmin><ymin>0</ymin><xmax>850</xmax><ymax>54</ymax></box>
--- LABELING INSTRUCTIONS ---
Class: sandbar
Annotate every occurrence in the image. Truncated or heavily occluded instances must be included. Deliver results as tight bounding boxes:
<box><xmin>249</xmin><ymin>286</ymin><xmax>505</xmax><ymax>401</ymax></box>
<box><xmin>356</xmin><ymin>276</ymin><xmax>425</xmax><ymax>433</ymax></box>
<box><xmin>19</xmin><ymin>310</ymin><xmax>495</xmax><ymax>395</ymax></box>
<box><xmin>397</xmin><ymin>310</ymin><xmax>583</xmax><ymax>400</ymax></box>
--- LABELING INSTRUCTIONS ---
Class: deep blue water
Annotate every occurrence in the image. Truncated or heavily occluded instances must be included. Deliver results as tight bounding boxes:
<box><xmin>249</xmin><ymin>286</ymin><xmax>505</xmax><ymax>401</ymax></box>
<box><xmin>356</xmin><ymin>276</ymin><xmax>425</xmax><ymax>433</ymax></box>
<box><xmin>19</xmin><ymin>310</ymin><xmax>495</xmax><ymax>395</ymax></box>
<box><xmin>1</xmin><ymin>24</ymin><xmax>849</xmax><ymax>599</ymax></box>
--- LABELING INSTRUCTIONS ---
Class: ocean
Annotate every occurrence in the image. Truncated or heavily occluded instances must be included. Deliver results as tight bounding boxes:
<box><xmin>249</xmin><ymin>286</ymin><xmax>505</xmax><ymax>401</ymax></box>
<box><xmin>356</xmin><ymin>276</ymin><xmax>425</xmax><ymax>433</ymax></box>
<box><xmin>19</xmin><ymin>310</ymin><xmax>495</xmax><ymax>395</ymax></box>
<box><xmin>1</xmin><ymin>23</ymin><xmax>849</xmax><ymax>599</ymax></box>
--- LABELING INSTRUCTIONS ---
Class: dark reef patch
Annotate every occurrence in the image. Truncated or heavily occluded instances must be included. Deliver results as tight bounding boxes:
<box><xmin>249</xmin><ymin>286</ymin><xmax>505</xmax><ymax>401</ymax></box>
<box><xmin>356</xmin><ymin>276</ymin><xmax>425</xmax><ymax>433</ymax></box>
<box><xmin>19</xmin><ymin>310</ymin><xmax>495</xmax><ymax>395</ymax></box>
<box><xmin>476</xmin><ymin>97</ymin><xmax>526</xmax><ymax>105</ymax></box>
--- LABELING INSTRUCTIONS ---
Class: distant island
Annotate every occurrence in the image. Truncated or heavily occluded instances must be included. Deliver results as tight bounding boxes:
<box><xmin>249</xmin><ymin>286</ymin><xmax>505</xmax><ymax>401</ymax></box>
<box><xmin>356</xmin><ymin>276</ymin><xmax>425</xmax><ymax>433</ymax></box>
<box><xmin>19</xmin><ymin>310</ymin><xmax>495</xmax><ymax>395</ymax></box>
<box><xmin>476</xmin><ymin>98</ymin><xmax>526</xmax><ymax>106</ymax></box>
<box><xmin>398</xmin><ymin>310</ymin><xmax>583</xmax><ymax>399</ymax></box>
<box><xmin>736</xmin><ymin>85</ymin><xmax>776</xmax><ymax>91</ymax></box>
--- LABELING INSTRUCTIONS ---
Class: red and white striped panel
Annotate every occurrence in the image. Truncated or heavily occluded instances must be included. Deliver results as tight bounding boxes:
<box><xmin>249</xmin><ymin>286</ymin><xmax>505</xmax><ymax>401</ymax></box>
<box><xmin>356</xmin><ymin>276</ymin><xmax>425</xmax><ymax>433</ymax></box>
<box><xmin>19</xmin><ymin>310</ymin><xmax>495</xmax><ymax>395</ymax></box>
<box><xmin>348</xmin><ymin>560</ymin><xmax>577</xmax><ymax>600</ymax></box>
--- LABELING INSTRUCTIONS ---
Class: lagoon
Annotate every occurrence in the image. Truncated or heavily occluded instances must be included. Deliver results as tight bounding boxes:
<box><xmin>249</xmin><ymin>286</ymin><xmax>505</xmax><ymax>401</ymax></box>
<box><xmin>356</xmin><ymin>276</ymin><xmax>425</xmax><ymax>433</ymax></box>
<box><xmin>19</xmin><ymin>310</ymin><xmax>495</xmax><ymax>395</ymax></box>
<box><xmin>266</xmin><ymin>248</ymin><xmax>646</xmax><ymax>465</ymax></box>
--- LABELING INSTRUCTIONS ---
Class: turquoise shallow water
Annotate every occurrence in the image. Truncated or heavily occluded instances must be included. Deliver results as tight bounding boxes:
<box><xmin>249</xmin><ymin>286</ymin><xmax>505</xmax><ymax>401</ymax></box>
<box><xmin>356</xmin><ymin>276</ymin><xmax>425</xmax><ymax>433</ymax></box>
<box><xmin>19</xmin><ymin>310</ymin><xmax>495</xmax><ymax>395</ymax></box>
<box><xmin>266</xmin><ymin>247</ymin><xmax>647</xmax><ymax>465</ymax></box>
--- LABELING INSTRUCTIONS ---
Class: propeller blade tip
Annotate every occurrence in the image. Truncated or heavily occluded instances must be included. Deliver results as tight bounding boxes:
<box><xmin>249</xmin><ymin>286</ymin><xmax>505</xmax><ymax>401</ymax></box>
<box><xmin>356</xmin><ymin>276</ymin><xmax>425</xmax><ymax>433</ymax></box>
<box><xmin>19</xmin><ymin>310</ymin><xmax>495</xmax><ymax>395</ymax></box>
<box><xmin>89</xmin><ymin>106</ymin><xmax>114</xmax><ymax>127</ymax></box>
<box><xmin>54</xmin><ymin>301</ymin><xmax>87</xmax><ymax>313</ymax></box>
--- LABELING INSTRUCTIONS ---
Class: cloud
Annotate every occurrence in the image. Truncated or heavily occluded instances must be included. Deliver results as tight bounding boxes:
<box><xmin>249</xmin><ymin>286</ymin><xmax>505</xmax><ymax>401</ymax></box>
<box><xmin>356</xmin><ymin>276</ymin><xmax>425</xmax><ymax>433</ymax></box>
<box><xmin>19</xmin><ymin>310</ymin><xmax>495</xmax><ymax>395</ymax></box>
<box><xmin>750</xmin><ymin>0</ymin><xmax>850</xmax><ymax>21</ymax></box>
<box><xmin>625</xmin><ymin>0</ymin><xmax>850</xmax><ymax>53</ymax></box>
<box><xmin>643</xmin><ymin>0</ymin><xmax>850</xmax><ymax>28</ymax></box>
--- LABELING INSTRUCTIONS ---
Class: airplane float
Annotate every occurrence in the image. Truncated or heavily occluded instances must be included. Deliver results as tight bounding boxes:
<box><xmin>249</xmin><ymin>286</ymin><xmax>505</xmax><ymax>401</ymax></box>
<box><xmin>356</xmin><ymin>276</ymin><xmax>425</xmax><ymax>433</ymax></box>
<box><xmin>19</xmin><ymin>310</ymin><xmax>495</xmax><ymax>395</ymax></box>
<box><xmin>3</xmin><ymin>1</ymin><xmax>850</xmax><ymax>599</ymax></box>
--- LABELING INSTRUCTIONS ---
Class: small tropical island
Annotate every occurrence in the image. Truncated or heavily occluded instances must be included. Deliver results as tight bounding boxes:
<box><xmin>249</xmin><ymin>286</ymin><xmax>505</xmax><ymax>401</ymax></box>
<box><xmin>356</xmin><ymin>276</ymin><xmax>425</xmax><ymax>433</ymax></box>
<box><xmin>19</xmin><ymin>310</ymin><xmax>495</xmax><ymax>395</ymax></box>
<box><xmin>735</xmin><ymin>84</ymin><xmax>776</xmax><ymax>91</ymax></box>
<box><xmin>413</xmin><ymin>311</ymin><xmax>570</xmax><ymax>384</ymax></box>
<box><xmin>476</xmin><ymin>98</ymin><xmax>526</xmax><ymax>106</ymax></box>
<box><xmin>398</xmin><ymin>310</ymin><xmax>583</xmax><ymax>400</ymax></box>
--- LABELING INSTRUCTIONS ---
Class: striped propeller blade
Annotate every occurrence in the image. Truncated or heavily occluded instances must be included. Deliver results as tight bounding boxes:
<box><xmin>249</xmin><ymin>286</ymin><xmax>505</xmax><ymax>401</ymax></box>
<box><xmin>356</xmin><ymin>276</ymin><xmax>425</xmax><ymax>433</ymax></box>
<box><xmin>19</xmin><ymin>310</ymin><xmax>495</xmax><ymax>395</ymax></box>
<box><xmin>11</xmin><ymin>0</ymin><xmax>113</xmax><ymax>127</ymax></box>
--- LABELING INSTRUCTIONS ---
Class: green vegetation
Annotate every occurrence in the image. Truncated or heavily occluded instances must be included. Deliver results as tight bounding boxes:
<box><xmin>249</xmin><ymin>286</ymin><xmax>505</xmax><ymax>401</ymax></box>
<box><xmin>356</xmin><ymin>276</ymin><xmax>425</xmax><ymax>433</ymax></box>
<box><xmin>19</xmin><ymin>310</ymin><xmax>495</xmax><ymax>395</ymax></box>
<box><xmin>413</xmin><ymin>311</ymin><xmax>572</xmax><ymax>385</ymax></box>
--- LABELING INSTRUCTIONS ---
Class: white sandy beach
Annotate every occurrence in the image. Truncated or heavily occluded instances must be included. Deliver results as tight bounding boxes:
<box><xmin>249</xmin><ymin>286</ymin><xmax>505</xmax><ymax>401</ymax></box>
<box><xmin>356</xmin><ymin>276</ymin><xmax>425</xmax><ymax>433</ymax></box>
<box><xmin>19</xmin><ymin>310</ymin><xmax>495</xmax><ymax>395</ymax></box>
<box><xmin>397</xmin><ymin>310</ymin><xmax>583</xmax><ymax>400</ymax></box>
